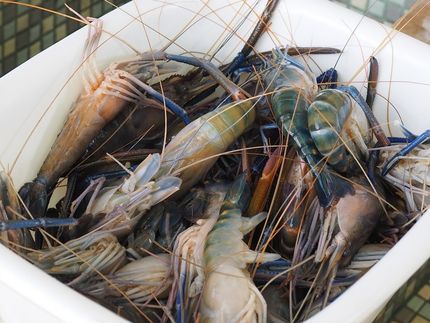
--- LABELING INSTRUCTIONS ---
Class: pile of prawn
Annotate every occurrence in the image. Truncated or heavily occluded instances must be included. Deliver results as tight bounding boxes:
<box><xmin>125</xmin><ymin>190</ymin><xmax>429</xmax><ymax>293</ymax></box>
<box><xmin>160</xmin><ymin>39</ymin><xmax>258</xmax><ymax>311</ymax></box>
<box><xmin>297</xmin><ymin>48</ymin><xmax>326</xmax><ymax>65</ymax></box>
<box><xmin>1</xmin><ymin>1</ymin><xmax>429</xmax><ymax>322</ymax></box>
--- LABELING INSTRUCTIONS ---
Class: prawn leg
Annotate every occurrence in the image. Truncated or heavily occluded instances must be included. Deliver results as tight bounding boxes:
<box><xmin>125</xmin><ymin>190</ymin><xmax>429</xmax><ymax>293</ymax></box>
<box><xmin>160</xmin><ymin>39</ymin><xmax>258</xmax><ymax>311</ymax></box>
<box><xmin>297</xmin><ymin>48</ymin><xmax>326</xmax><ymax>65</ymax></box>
<box><xmin>161</xmin><ymin>53</ymin><xmax>246</xmax><ymax>100</ymax></box>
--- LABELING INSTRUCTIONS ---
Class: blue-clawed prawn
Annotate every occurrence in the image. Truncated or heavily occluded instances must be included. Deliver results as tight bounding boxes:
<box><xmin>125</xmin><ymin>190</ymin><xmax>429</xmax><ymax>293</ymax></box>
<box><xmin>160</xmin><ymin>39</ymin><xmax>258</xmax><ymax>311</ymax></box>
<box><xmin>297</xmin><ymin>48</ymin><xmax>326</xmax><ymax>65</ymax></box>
<box><xmin>263</xmin><ymin>50</ymin><xmax>353</xmax><ymax>207</ymax></box>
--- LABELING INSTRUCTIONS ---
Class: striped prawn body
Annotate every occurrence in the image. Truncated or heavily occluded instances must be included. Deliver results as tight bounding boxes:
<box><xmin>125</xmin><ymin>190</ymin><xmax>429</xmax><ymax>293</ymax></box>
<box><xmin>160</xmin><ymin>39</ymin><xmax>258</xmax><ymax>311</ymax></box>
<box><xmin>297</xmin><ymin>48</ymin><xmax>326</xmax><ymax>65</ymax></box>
<box><xmin>264</xmin><ymin>57</ymin><xmax>352</xmax><ymax>207</ymax></box>
<box><xmin>307</xmin><ymin>89</ymin><xmax>371</xmax><ymax>173</ymax></box>
<box><xmin>157</xmin><ymin>100</ymin><xmax>255</xmax><ymax>194</ymax></box>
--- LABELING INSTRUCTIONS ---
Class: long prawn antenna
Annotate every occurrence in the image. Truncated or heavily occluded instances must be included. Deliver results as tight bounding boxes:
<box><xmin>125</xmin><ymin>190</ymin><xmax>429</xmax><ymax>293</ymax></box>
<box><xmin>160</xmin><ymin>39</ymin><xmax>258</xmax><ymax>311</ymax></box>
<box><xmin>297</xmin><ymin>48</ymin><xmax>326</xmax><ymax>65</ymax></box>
<box><xmin>366</xmin><ymin>56</ymin><xmax>379</xmax><ymax>108</ymax></box>
<box><xmin>224</xmin><ymin>0</ymin><xmax>281</xmax><ymax>76</ymax></box>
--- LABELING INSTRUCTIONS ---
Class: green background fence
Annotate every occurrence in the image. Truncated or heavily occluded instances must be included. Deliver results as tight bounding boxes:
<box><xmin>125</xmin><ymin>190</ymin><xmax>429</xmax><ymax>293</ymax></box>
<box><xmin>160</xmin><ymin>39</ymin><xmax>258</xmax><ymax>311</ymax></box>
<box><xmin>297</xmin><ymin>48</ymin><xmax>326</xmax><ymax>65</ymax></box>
<box><xmin>332</xmin><ymin>0</ymin><xmax>417</xmax><ymax>23</ymax></box>
<box><xmin>0</xmin><ymin>0</ymin><xmax>127</xmax><ymax>75</ymax></box>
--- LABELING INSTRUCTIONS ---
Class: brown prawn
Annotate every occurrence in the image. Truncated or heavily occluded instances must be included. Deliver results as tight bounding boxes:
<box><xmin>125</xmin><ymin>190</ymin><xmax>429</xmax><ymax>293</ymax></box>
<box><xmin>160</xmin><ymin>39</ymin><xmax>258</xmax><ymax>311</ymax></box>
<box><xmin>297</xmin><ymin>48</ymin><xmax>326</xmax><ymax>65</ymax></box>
<box><xmin>19</xmin><ymin>19</ymin><xmax>187</xmax><ymax>219</ymax></box>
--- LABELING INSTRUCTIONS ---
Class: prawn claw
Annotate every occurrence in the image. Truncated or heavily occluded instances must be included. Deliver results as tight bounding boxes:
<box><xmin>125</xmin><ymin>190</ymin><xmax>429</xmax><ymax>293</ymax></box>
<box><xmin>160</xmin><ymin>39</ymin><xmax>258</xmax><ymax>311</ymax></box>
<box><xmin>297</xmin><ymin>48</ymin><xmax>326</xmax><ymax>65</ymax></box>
<box><xmin>18</xmin><ymin>177</ymin><xmax>48</xmax><ymax>219</ymax></box>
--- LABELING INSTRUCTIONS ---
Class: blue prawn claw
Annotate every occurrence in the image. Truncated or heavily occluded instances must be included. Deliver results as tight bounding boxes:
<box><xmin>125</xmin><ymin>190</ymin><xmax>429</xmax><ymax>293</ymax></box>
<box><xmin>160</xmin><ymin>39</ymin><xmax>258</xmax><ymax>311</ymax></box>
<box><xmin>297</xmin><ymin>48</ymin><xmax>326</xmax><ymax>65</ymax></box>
<box><xmin>254</xmin><ymin>259</ymin><xmax>292</xmax><ymax>284</ymax></box>
<box><xmin>135</xmin><ymin>80</ymin><xmax>190</xmax><ymax>124</ymax></box>
<box><xmin>385</xmin><ymin>125</ymin><xmax>417</xmax><ymax>144</ymax></box>
<box><xmin>382</xmin><ymin>129</ymin><xmax>430</xmax><ymax>176</ymax></box>
<box><xmin>0</xmin><ymin>217</ymin><xmax>77</xmax><ymax>231</ymax></box>
<box><xmin>225</xmin><ymin>52</ymin><xmax>247</xmax><ymax>77</ymax></box>
<box><xmin>225</xmin><ymin>0</ymin><xmax>280</xmax><ymax>76</ymax></box>
<box><xmin>316</xmin><ymin>68</ymin><xmax>338</xmax><ymax>88</ymax></box>
<box><xmin>399</xmin><ymin>123</ymin><xmax>418</xmax><ymax>141</ymax></box>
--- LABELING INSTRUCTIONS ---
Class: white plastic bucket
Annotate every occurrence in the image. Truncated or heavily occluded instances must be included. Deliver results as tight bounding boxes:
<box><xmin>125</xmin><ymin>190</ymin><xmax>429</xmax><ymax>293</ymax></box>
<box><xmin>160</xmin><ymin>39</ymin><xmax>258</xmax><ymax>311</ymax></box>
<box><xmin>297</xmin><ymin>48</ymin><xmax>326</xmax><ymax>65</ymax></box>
<box><xmin>1</xmin><ymin>0</ymin><xmax>430</xmax><ymax>322</ymax></box>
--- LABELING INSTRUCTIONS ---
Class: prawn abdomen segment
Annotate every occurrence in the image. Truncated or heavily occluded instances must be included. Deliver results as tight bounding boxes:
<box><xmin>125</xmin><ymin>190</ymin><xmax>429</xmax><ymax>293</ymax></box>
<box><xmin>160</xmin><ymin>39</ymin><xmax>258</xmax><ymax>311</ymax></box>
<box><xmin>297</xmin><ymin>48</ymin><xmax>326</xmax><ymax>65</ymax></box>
<box><xmin>38</xmin><ymin>92</ymin><xmax>128</xmax><ymax>186</ymax></box>
<box><xmin>271</xmin><ymin>89</ymin><xmax>318</xmax><ymax>163</ymax></box>
<box><xmin>157</xmin><ymin>100</ymin><xmax>255</xmax><ymax>192</ymax></box>
<box><xmin>308</xmin><ymin>89</ymin><xmax>371</xmax><ymax>172</ymax></box>
<box><xmin>308</xmin><ymin>91</ymin><xmax>349</xmax><ymax>170</ymax></box>
<box><xmin>214</xmin><ymin>100</ymin><xmax>256</xmax><ymax>144</ymax></box>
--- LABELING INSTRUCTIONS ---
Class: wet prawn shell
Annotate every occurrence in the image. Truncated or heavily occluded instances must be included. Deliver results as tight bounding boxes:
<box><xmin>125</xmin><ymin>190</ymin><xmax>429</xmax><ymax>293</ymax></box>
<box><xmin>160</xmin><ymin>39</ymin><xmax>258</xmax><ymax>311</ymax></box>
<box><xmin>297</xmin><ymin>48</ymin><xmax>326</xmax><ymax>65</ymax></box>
<box><xmin>28</xmin><ymin>233</ymin><xmax>126</xmax><ymax>275</ymax></box>
<box><xmin>157</xmin><ymin>100</ymin><xmax>255</xmax><ymax>193</ymax></box>
<box><xmin>380</xmin><ymin>147</ymin><xmax>430</xmax><ymax>208</ymax></box>
<box><xmin>264</xmin><ymin>63</ymin><xmax>317</xmax><ymax>99</ymax></box>
<box><xmin>381</xmin><ymin>146</ymin><xmax>430</xmax><ymax>185</ymax></box>
<box><xmin>277</xmin><ymin>155</ymin><xmax>312</xmax><ymax>251</ymax></box>
<box><xmin>348</xmin><ymin>95</ymin><xmax>372</xmax><ymax>144</ymax></box>
<box><xmin>38</xmin><ymin>83</ymin><xmax>130</xmax><ymax>188</ymax></box>
<box><xmin>307</xmin><ymin>89</ymin><xmax>351</xmax><ymax>169</ymax></box>
<box><xmin>203</xmin><ymin>209</ymin><xmax>247</xmax><ymax>270</ymax></box>
<box><xmin>113</xmin><ymin>253</ymin><xmax>172</xmax><ymax>298</ymax></box>
<box><xmin>85</xmin><ymin>254</ymin><xmax>172</xmax><ymax>301</ymax></box>
<box><xmin>123</xmin><ymin>60</ymin><xmax>192</xmax><ymax>87</ymax></box>
<box><xmin>115</xmin><ymin>254</ymin><xmax>170</xmax><ymax>277</ymax></box>
<box><xmin>308</xmin><ymin>89</ymin><xmax>371</xmax><ymax>172</ymax></box>
<box><xmin>333</xmin><ymin>180</ymin><xmax>383</xmax><ymax>265</ymax></box>
<box><xmin>265</xmin><ymin>65</ymin><xmax>317</xmax><ymax>156</ymax></box>
<box><xmin>36</xmin><ymin>57</ymin><xmax>185</xmax><ymax>188</ymax></box>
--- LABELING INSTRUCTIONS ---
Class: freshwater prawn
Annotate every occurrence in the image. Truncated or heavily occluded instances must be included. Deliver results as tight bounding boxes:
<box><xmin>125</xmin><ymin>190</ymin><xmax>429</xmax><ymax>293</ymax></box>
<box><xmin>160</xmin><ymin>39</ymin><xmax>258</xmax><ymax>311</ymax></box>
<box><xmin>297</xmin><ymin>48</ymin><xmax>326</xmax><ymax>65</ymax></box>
<box><xmin>200</xmin><ymin>173</ymin><xmax>280</xmax><ymax>322</ymax></box>
<box><xmin>19</xmin><ymin>18</ymin><xmax>189</xmax><ymax>220</ymax></box>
